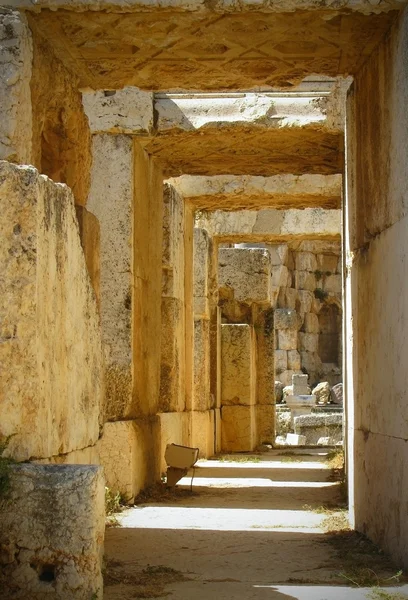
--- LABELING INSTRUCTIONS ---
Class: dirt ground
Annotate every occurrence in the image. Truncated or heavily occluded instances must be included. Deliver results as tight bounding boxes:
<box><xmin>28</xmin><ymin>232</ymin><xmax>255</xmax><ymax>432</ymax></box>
<box><xmin>104</xmin><ymin>450</ymin><xmax>408</xmax><ymax>600</ymax></box>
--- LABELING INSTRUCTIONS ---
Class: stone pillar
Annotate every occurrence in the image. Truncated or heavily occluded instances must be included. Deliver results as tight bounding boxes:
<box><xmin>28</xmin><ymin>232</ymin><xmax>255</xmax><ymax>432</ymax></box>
<box><xmin>254</xmin><ymin>307</ymin><xmax>275</xmax><ymax>445</ymax></box>
<box><xmin>75</xmin><ymin>205</ymin><xmax>101</xmax><ymax>308</ymax></box>
<box><xmin>191</xmin><ymin>227</ymin><xmax>215</xmax><ymax>456</ymax></box>
<box><xmin>87</xmin><ymin>134</ymin><xmax>134</xmax><ymax>420</ymax></box>
<box><xmin>220</xmin><ymin>324</ymin><xmax>257</xmax><ymax>451</ymax></box>
<box><xmin>84</xmin><ymin>91</ymin><xmax>163</xmax><ymax>494</ymax></box>
<box><xmin>0</xmin><ymin>464</ymin><xmax>104</xmax><ymax>600</ymax></box>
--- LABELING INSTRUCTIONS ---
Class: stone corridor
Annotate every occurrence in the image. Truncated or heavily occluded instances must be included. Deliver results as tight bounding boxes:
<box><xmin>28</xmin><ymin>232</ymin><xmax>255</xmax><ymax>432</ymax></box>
<box><xmin>1</xmin><ymin>0</ymin><xmax>408</xmax><ymax>597</ymax></box>
<box><xmin>104</xmin><ymin>451</ymin><xmax>408</xmax><ymax>599</ymax></box>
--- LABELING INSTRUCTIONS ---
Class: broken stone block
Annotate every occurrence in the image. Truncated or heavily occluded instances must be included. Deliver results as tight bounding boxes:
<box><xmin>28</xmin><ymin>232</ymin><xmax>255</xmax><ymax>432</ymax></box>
<box><xmin>0</xmin><ymin>464</ymin><xmax>104</xmax><ymax>600</ymax></box>
<box><xmin>283</xmin><ymin>384</ymin><xmax>293</xmax><ymax>398</ymax></box>
<box><xmin>286</xmin><ymin>433</ymin><xmax>306</xmax><ymax>445</ymax></box>
<box><xmin>274</xmin><ymin>308</ymin><xmax>298</xmax><ymax>330</ymax></box>
<box><xmin>221</xmin><ymin>324</ymin><xmax>256</xmax><ymax>406</ymax></box>
<box><xmin>256</xmin><ymin>404</ymin><xmax>275</xmax><ymax>445</ymax></box>
<box><xmin>298</xmin><ymin>332</ymin><xmax>319</xmax><ymax>353</ymax></box>
<box><xmin>288</xmin><ymin>349</ymin><xmax>301</xmax><ymax>370</ymax></box>
<box><xmin>277</xmin><ymin>328</ymin><xmax>297</xmax><ymax>350</ymax></box>
<box><xmin>275</xmin><ymin>380</ymin><xmax>284</xmax><ymax>403</ymax></box>
<box><xmin>331</xmin><ymin>382</ymin><xmax>343</xmax><ymax>404</ymax></box>
<box><xmin>292</xmin><ymin>374</ymin><xmax>310</xmax><ymax>395</ymax></box>
<box><xmin>313</xmin><ymin>381</ymin><xmax>331</xmax><ymax>404</ymax></box>
<box><xmin>294</xmin><ymin>413</ymin><xmax>343</xmax><ymax>445</ymax></box>
<box><xmin>221</xmin><ymin>405</ymin><xmax>255</xmax><ymax>452</ymax></box>
<box><xmin>295</xmin><ymin>252</ymin><xmax>317</xmax><ymax>272</ymax></box>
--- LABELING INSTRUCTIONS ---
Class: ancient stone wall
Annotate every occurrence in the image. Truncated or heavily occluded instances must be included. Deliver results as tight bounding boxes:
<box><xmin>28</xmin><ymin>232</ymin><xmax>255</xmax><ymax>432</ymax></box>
<box><xmin>345</xmin><ymin>5</ymin><xmax>408</xmax><ymax>568</ymax></box>
<box><xmin>273</xmin><ymin>239</ymin><xmax>342</xmax><ymax>386</ymax></box>
<box><xmin>0</xmin><ymin>9</ymin><xmax>32</xmax><ymax>165</ymax></box>
<box><xmin>0</xmin><ymin>161</ymin><xmax>104</xmax><ymax>462</ymax></box>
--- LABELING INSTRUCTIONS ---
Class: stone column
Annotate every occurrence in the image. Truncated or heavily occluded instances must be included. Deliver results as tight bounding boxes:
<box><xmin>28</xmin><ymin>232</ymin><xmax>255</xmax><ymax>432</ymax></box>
<box><xmin>84</xmin><ymin>90</ymin><xmax>163</xmax><ymax>494</ymax></box>
<box><xmin>191</xmin><ymin>227</ymin><xmax>216</xmax><ymax>456</ymax></box>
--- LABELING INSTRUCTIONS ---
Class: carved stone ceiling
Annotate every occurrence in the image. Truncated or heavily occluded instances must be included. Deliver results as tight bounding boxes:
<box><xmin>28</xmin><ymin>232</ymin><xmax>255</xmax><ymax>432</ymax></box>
<box><xmin>28</xmin><ymin>9</ymin><xmax>397</xmax><ymax>91</ymax></box>
<box><xmin>137</xmin><ymin>125</ymin><xmax>343</xmax><ymax>177</ymax></box>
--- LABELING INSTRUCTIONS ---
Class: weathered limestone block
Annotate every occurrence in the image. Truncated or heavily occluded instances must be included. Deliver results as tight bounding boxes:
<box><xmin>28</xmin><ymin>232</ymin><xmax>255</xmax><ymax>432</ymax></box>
<box><xmin>300</xmin><ymin>351</ymin><xmax>323</xmax><ymax>376</ymax></box>
<box><xmin>162</xmin><ymin>184</ymin><xmax>185</xmax><ymax>300</ymax></box>
<box><xmin>298</xmin><ymin>332</ymin><xmax>319</xmax><ymax>352</ymax></box>
<box><xmin>160</xmin><ymin>297</ymin><xmax>185</xmax><ymax>412</ymax></box>
<box><xmin>304</xmin><ymin>313</ymin><xmax>319</xmax><ymax>333</ymax></box>
<box><xmin>0</xmin><ymin>162</ymin><xmax>103</xmax><ymax>461</ymax></box>
<box><xmin>274</xmin><ymin>308</ymin><xmax>298</xmax><ymax>329</ymax></box>
<box><xmin>287</xmin><ymin>349</ymin><xmax>301</xmax><ymax>370</ymax></box>
<box><xmin>98</xmin><ymin>418</ymin><xmax>161</xmax><ymax>501</ymax></box>
<box><xmin>271</xmin><ymin>264</ymin><xmax>289</xmax><ymax>288</ymax></box>
<box><xmin>292</xmin><ymin>374</ymin><xmax>310</xmax><ymax>395</ymax></box>
<box><xmin>256</xmin><ymin>404</ymin><xmax>275</xmax><ymax>445</ymax></box>
<box><xmin>312</xmin><ymin>381</ymin><xmax>331</xmax><ymax>404</ymax></box>
<box><xmin>298</xmin><ymin>290</ymin><xmax>314</xmax><ymax>314</ymax></box>
<box><xmin>280</xmin><ymin>369</ymin><xmax>295</xmax><ymax>386</ymax></box>
<box><xmin>275</xmin><ymin>349</ymin><xmax>288</xmax><ymax>373</ymax></box>
<box><xmin>0</xmin><ymin>464</ymin><xmax>104</xmax><ymax>600</ymax></box>
<box><xmin>218</xmin><ymin>248</ymin><xmax>271</xmax><ymax>304</ymax></box>
<box><xmin>295</xmin><ymin>252</ymin><xmax>317</xmax><ymax>272</ymax></box>
<box><xmin>191</xmin><ymin>410</ymin><xmax>215</xmax><ymax>458</ymax></box>
<box><xmin>323</xmin><ymin>273</ymin><xmax>342</xmax><ymax>293</ymax></box>
<box><xmin>294</xmin><ymin>413</ymin><xmax>343</xmax><ymax>444</ymax></box>
<box><xmin>221</xmin><ymin>405</ymin><xmax>256</xmax><ymax>452</ymax></box>
<box><xmin>75</xmin><ymin>205</ymin><xmax>101</xmax><ymax>307</ymax></box>
<box><xmin>278</xmin><ymin>287</ymin><xmax>297</xmax><ymax>310</ymax></box>
<box><xmin>158</xmin><ymin>411</ymin><xmax>191</xmax><ymax>473</ymax></box>
<box><xmin>82</xmin><ymin>87</ymin><xmax>153</xmax><ymax>134</ymax></box>
<box><xmin>194</xmin><ymin>228</ymin><xmax>211</xmax><ymax>318</ymax></box>
<box><xmin>317</xmin><ymin>253</ymin><xmax>339</xmax><ymax>272</ymax></box>
<box><xmin>87</xmin><ymin>134</ymin><xmax>133</xmax><ymax>420</ymax></box>
<box><xmin>295</xmin><ymin>270</ymin><xmax>316</xmax><ymax>291</ymax></box>
<box><xmin>275</xmin><ymin>380</ymin><xmax>284</xmax><ymax>403</ymax></box>
<box><xmin>170</xmin><ymin>174</ymin><xmax>342</xmax><ymax>211</ymax></box>
<box><xmin>194</xmin><ymin>318</ymin><xmax>211</xmax><ymax>411</ymax></box>
<box><xmin>331</xmin><ymin>382</ymin><xmax>343</xmax><ymax>404</ymax></box>
<box><xmin>0</xmin><ymin>9</ymin><xmax>32</xmax><ymax>164</ymax></box>
<box><xmin>277</xmin><ymin>329</ymin><xmax>297</xmax><ymax>350</ymax></box>
<box><xmin>221</xmin><ymin>324</ymin><xmax>256</xmax><ymax>406</ymax></box>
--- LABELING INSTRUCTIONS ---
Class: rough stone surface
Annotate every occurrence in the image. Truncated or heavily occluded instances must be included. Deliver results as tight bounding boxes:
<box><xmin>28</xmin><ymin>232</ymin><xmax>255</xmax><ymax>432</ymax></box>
<box><xmin>331</xmin><ymin>382</ymin><xmax>343</xmax><ymax>404</ymax></box>
<box><xmin>0</xmin><ymin>9</ymin><xmax>32</xmax><ymax>164</ymax></box>
<box><xmin>312</xmin><ymin>381</ymin><xmax>331</xmax><ymax>404</ymax></box>
<box><xmin>275</xmin><ymin>380</ymin><xmax>284</xmax><ymax>403</ymax></box>
<box><xmin>30</xmin><ymin>29</ymin><xmax>92</xmax><ymax>206</ymax></box>
<box><xmin>345</xmin><ymin>7</ymin><xmax>408</xmax><ymax>567</ymax></box>
<box><xmin>83</xmin><ymin>87</ymin><xmax>153</xmax><ymax>134</ymax></box>
<box><xmin>75</xmin><ymin>205</ymin><xmax>101</xmax><ymax>307</ymax></box>
<box><xmin>158</xmin><ymin>411</ymin><xmax>191</xmax><ymax>472</ymax></box>
<box><xmin>26</xmin><ymin>10</ymin><xmax>397</xmax><ymax>91</ymax></box>
<box><xmin>170</xmin><ymin>175</ymin><xmax>342</xmax><ymax>211</ymax></box>
<box><xmin>275</xmin><ymin>308</ymin><xmax>298</xmax><ymax>330</ymax></box>
<box><xmin>0</xmin><ymin>162</ymin><xmax>103</xmax><ymax>461</ymax></box>
<box><xmin>221</xmin><ymin>405</ymin><xmax>256</xmax><ymax>452</ymax></box>
<box><xmin>294</xmin><ymin>413</ymin><xmax>343</xmax><ymax>444</ymax></box>
<box><xmin>0</xmin><ymin>464</ymin><xmax>104</xmax><ymax>600</ymax></box>
<box><xmin>221</xmin><ymin>324</ymin><xmax>255</xmax><ymax>406</ymax></box>
<box><xmin>194</xmin><ymin>319</ymin><xmax>211</xmax><ymax>412</ymax></box>
<box><xmin>191</xmin><ymin>410</ymin><xmax>215</xmax><ymax>458</ymax></box>
<box><xmin>194</xmin><ymin>228</ymin><xmax>211</xmax><ymax>318</ymax></box>
<box><xmin>218</xmin><ymin>248</ymin><xmax>272</xmax><ymax>305</ymax></box>
<box><xmin>87</xmin><ymin>134</ymin><xmax>133</xmax><ymax>420</ymax></box>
